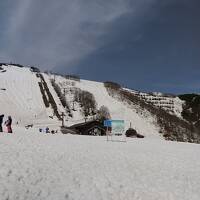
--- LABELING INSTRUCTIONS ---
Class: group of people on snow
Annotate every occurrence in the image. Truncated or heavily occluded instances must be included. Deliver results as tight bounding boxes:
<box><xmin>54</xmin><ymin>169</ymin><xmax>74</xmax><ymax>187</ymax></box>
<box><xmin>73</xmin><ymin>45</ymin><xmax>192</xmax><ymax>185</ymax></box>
<box><xmin>0</xmin><ymin>115</ymin><xmax>12</xmax><ymax>133</ymax></box>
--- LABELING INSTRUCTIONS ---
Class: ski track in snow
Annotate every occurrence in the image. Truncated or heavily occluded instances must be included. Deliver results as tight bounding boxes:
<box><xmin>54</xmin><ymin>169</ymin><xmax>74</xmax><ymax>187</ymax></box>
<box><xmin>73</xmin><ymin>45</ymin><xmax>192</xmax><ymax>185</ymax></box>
<box><xmin>0</xmin><ymin>130</ymin><xmax>200</xmax><ymax>200</ymax></box>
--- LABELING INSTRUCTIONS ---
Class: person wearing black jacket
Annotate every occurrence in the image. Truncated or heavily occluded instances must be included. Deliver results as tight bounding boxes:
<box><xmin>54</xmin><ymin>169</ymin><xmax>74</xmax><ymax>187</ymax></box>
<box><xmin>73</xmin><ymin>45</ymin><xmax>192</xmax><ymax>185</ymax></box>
<box><xmin>0</xmin><ymin>114</ymin><xmax>4</xmax><ymax>132</ymax></box>
<box><xmin>5</xmin><ymin>116</ymin><xmax>12</xmax><ymax>133</ymax></box>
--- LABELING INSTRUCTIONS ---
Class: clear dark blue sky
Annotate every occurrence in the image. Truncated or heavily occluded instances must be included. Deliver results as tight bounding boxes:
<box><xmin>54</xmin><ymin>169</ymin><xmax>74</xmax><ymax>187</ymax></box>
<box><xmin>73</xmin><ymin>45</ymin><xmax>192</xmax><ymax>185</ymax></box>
<box><xmin>0</xmin><ymin>0</ymin><xmax>199</xmax><ymax>94</ymax></box>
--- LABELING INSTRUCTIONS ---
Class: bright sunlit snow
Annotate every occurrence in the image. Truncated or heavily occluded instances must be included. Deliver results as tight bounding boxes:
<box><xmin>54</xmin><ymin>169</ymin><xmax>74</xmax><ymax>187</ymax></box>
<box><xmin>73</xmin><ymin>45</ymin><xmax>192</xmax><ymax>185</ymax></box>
<box><xmin>0</xmin><ymin>129</ymin><xmax>200</xmax><ymax>200</ymax></box>
<box><xmin>0</xmin><ymin>65</ymin><xmax>60</xmax><ymax>128</ymax></box>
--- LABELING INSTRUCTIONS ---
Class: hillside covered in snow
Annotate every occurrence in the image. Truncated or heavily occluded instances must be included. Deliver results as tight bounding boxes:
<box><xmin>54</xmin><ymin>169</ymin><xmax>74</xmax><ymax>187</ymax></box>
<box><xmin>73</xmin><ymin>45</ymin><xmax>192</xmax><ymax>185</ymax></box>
<box><xmin>0</xmin><ymin>64</ymin><xmax>200</xmax><ymax>143</ymax></box>
<box><xmin>0</xmin><ymin>64</ymin><xmax>60</xmax><ymax>129</ymax></box>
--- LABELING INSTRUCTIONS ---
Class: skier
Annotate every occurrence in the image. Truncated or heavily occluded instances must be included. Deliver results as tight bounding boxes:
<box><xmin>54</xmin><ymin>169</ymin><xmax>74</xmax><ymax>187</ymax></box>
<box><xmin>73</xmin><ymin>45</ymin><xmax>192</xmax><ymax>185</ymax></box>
<box><xmin>5</xmin><ymin>116</ymin><xmax>12</xmax><ymax>133</ymax></box>
<box><xmin>0</xmin><ymin>114</ymin><xmax>4</xmax><ymax>132</ymax></box>
<box><xmin>45</xmin><ymin>127</ymin><xmax>49</xmax><ymax>133</ymax></box>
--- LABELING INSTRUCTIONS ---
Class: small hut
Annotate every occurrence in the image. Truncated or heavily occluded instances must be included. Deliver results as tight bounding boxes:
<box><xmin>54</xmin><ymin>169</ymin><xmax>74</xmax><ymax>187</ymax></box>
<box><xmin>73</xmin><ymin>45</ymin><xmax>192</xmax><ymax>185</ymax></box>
<box><xmin>70</xmin><ymin>120</ymin><xmax>106</xmax><ymax>136</ymax></box>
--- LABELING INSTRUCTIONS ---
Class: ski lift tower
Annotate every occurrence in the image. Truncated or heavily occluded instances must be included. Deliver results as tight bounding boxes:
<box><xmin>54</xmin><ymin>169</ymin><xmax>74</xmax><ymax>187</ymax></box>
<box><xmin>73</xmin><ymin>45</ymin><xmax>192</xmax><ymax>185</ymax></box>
<box><xmin>61</xmin><ymin>112</ymin><xmax>66</xmax><ymax>127</ymax></box>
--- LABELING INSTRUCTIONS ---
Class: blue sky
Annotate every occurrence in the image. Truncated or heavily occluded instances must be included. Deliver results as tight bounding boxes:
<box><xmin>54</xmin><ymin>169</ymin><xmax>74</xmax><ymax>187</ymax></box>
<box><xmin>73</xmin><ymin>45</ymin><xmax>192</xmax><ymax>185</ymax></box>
<box><xmin>0</xmin><ymin>0</ymin><xmax>199</xmax><ymax>94</ymax></box>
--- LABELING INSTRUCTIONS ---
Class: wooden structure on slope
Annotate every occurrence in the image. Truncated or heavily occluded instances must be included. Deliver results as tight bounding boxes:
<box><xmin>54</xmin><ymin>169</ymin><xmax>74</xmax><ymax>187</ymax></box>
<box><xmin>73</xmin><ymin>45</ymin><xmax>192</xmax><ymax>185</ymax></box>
<box><xmin>69</xmin><ymin>120</ymin><xmax>106</xmax><ymax>136</ymax></box>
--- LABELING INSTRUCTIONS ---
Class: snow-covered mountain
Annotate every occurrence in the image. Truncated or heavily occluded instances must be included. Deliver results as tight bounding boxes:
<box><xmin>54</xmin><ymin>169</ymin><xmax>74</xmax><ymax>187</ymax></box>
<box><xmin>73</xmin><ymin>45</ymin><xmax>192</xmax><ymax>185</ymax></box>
<box><xmin>50</xmin><ymin>75</ymin><xmax>161</xmax><ymax>139</ymax></box>
<box><xmin>0</xmin><ymin>64</ymin><xmax>160</xmax><ymax>138</ymax></box>
<box><xmin>0</xmin><ymin>64</ymin><xmax>199</xmax><ymax>142</ymax></box>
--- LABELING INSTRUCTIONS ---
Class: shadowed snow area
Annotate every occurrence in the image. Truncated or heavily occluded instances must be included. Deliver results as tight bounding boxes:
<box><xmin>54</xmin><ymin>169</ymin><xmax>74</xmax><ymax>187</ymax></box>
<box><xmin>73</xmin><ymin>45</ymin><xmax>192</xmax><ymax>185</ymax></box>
<box><xmin>0</xmin><ymin>129</ymin><xmax>200</xmax><ymax>200</ymax></box>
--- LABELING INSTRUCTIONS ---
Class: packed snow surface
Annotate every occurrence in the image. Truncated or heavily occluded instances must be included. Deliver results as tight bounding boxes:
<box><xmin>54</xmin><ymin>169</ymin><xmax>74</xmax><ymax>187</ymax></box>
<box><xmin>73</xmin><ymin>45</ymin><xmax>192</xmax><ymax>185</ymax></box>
<box><xmin>0</xmin><ymin>129</ymin><xmax>200</xmax><ymax>200</ymax></box>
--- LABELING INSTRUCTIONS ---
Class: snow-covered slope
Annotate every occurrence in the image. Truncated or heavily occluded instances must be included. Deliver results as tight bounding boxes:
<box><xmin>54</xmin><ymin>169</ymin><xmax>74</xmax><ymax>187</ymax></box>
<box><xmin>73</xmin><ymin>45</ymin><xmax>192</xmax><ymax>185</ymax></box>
<box><xmin>48</xmin><ymin>75</ymin><xmax>161</xmax><ymax>138</ymax></box>
<box><xmin>0</xmin><ymin>65</ymin><xmax>184</xmax><ymax>139</ymax></box>
<box><xmin>0</xmin><ymin>65</ymin><xmax>60</xmax><ymax>127</ymax></box>
<box><xmin>0</xmin><ymin>130</ymin><xmax>200</xmax><ymax>200</ymax></box>
<box><xmin>77</xmin><ymin>80</ymin><xmax>160</xmax><ymax>138</ymax></box>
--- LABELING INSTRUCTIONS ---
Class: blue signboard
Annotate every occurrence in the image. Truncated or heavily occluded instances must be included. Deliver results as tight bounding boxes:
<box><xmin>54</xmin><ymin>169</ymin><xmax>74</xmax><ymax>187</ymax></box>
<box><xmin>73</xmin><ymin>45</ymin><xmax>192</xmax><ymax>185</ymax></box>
<box><xmin>104</xmin><ymin>120</ymin><xmax>112</xmax><ymax>127</ymax></box>
<box><xmin>104</xmin><ymin>119</ymin><xmax>126</xmax><ymax>141</ymax></box>
<box><xmin>104</xmin><ymin>120</ymin><xmax>125</xmax><ymax>132</ymax></box>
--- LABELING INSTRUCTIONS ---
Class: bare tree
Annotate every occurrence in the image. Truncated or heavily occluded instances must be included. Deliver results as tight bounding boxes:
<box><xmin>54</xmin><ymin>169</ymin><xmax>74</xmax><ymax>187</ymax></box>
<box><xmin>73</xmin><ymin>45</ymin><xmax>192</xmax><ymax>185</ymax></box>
<box><xmin>73</xmin><ymin>88</ymin><xmax>97</xmax><ymax>117</ymax></box>
<box><xmin>97</xmin><ymin>105</ymin><xmax>111</xmax><ymax>122</ymax></box>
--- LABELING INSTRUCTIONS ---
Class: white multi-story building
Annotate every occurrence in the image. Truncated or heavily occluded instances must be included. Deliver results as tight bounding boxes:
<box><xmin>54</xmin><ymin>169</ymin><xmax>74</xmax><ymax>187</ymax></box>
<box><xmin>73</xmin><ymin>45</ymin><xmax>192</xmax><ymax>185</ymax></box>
<box><xmin>136</xmin><ymin>92</ymin><xmax>175</xmax><ymax>112</ymax></box>
<box><xmin>123</xmin><ymin>88</ymin><xmax>184</xmax><ymax>118</ymax></box>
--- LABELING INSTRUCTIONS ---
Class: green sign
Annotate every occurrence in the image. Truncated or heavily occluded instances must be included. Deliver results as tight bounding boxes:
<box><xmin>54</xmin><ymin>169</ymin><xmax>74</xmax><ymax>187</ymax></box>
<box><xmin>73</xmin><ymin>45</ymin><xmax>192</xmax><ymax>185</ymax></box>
<box><xmin>111</xmin><ymin>120</ymin><xmax>125</xmax><ymax>134</ymax></box>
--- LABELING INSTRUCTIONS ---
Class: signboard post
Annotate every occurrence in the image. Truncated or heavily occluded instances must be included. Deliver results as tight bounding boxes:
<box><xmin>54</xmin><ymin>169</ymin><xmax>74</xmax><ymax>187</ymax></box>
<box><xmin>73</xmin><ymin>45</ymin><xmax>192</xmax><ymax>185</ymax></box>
<box><xmin>104</xmin><ymin>120</ymin><xmax>112</xmax><ymax>141</ymax></box>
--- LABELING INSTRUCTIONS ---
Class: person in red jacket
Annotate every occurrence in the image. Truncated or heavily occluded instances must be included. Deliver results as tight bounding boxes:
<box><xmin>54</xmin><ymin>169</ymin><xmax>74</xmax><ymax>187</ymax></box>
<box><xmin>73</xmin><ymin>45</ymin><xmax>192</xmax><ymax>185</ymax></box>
<box><xmin>5</xmin><ymin>116</ymin><xmax>12</xmax><ymax>133</ymax></box>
